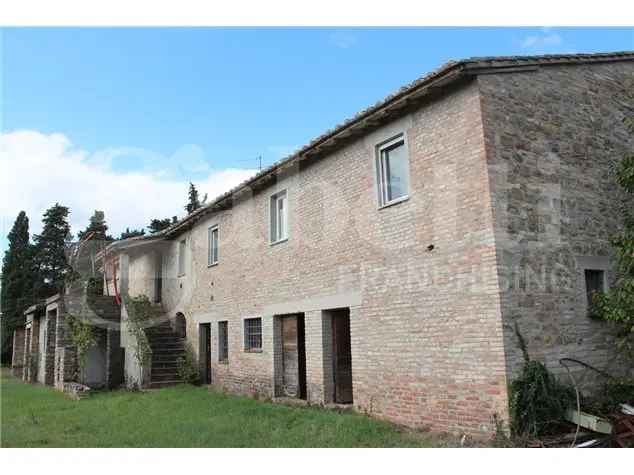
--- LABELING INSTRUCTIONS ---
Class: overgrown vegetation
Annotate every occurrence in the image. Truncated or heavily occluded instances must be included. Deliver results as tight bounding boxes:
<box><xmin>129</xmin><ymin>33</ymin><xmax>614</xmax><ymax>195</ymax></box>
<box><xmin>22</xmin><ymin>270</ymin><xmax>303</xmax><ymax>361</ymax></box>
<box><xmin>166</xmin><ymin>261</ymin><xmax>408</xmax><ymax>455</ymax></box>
<box><xmin>586</xmin><ymin>378</ymin><xmax>634</xmax><ymax>416</ymax></box>
<box><xmin>591</xmin><ymin>88</ymin><xmax>634</xmax><ymax>362</ymax></box>
<box><xmin>126</xmin><ymin>295</ymin><xmax>153</xmax><ymax>366</ymax></box>
<box><xmin>509</xmin><ymin>360</ymin><xmax>575</xmax><ymax>438</ymax></box>
<box><xmin>65</xmin><ymin>314</ymin><xmax>97</xmax><ymax>375</ymax></box>
<box><xmin>176</xmin><ymin>343</ymin><xmax>199</xmax><ymax>385</ymax></box>
<box><xmin>508</xmin><ymin>323</ymin><xmax>575</xmax><ymax>439</ymax></box>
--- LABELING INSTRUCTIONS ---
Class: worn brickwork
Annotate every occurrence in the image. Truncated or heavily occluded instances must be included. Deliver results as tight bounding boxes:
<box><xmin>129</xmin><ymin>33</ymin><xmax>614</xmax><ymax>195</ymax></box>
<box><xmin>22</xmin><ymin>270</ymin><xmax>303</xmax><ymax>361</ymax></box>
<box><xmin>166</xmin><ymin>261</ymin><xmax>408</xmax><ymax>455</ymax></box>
<box><xmin>479</xmin><ymin>61</ymin><xmax>634</xmax><ymax>386</ymax></box>
<box><xmin>120</xmin><ymin>79</ymin><xmax>508</xmax><ymax>435</ymax></box>
<box><xmin>114</xmin><ymin>56</ymin><xmax>634</xmax><ymax>436</ymax></box>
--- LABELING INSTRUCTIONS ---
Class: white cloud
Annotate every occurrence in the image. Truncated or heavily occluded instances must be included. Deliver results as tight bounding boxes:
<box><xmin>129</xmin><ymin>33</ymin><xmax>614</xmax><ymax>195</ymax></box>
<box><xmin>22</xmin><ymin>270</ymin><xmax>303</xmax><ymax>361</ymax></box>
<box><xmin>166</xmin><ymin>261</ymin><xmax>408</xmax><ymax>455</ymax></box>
<box><xmin>328</xmin><ymin>31</ymin><xmax>358</xmax><ymax>49</ymax></box>
<box><xmin>521</xmin><ymin>27</ymin><xmax>563</xmax><ymax>50</ymax></box>
<box><xmin>0</xmin><ymin>130</ymin><xmax>256</xmax><ymax>243</ymax></box>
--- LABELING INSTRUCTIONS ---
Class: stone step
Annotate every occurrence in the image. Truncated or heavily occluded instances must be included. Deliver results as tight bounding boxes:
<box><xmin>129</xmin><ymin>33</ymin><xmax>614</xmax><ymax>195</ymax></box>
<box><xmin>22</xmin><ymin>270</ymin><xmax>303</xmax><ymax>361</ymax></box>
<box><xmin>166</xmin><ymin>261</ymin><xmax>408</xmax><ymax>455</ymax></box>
<box><xmin>152</xmin><ymin>360</ymin><xmax>178</xmax><ymax>371</ymax></box>
<box><xmin>151</xmin><ymin>368</ymin><xmax>180</xmax><ymax>377</ymax></box>
<box><xmin>149</xmin><ymin>344</ymin><xmax>184</xmax><ymax>352</ymax></box>
<box><xmin>147</xmin><ymin>337</ymin><xmax>183</xmax><ymax>345</ymax></box>
<box><xmin>151</xmin><ymin>351</ymin><xmax>185</xmax><ymax>359</ymax></box>
<box><xmin>149</xmin><ymin>380</ymin><xmax>183</xmax><ymax>389</ymax></box>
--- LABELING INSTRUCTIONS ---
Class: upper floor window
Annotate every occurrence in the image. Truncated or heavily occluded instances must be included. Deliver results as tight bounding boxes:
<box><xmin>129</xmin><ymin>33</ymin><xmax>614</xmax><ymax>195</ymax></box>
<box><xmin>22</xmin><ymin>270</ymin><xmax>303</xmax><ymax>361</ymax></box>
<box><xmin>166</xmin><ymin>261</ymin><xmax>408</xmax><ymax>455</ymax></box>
<box><xmin>270</xmin><ymin>190</ymin><xmax>288</xmax><ymax>244</ymax></box>
<box><xmin>208</xmin><ymin>225</ymin><xmax>219</xmax><ymax>266</ymax></box>
<box><xmin>376</xmin><ymin>135</ymin><xmax>409</xmax><ymax>207</ymax></box>
<box><xmin>178</xmin><ymin>239</ymin><xmax>186</xmax><ymax>276</ymax></box>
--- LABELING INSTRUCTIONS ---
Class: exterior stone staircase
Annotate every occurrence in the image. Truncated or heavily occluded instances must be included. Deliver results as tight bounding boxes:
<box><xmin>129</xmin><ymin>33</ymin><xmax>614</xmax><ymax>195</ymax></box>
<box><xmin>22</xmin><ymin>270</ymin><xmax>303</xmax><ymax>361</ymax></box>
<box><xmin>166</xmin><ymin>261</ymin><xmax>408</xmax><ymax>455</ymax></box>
<box><xmin>145</xmin><ymin>319</ymin><xmax>185</xmax><ymax>388</ymax></box>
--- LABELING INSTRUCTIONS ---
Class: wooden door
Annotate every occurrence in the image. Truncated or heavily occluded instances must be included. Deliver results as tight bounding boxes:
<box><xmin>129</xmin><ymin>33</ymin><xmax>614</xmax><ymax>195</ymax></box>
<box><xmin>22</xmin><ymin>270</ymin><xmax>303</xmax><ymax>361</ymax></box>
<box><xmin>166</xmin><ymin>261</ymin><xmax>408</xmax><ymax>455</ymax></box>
<box><xmin>199</xmin><ymin>324</ymin><xmax>211</xmax><ymax>384</ymax></box>
<box><xmin>281</xmin><ymin>315</ymin><xmax>306</xmax><ymax>399</ymax></box>
<box><xmin>282</xmin><ymin>316</ymin><xmax>299</xmax><ymax>397</ymax></box>
<box><xmin>332</xmin><ymin>311</ymin><xmax>353</xmax><ymax>403</ymax></box>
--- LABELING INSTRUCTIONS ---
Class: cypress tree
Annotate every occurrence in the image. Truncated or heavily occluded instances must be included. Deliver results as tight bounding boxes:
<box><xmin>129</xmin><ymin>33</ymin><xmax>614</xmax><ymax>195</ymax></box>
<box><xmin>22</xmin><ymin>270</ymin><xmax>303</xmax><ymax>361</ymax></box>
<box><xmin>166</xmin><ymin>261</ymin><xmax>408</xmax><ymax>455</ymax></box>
<box><xmin>1</xmin><ymin>211</ymin><xmax>35</xmax><ymax>363</ymax></box>
<box><xmin>32</xmin><ymin>203</ymin><xmax>72</xmax><ymax>298</ymax></box>
<box><xmin>185</xmin><ymin>182</ymin><xmax>206</xmax><ymax>214</ymax></box>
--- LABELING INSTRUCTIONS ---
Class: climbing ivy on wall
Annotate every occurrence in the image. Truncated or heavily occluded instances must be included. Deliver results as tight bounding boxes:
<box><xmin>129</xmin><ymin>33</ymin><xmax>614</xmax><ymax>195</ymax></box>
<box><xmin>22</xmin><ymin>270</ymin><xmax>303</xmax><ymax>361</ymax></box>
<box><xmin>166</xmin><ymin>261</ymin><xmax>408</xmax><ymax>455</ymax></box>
<box><xmin>591</xmin><ymin>87</ymin><xmax>634</xmax><ymax>362</ymax></box>
<box><xmin>66</xmin><ymin>313</ymin><xmax>96</xmax><ymax>375</ymax></box>
<box><xmin>126</xmin><ymin>295</ymin><xmax>153</xmax><ymax>367</ymax></box>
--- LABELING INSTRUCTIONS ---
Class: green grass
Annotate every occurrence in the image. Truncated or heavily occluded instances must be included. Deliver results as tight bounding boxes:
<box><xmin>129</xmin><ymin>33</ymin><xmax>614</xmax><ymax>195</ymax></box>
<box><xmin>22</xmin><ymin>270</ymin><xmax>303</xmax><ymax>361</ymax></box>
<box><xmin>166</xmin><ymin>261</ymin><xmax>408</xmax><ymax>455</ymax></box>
<box><xmin>0</xmin><ymin>369</ymin><xmax>440</xmax><ymax>447</ymax></box>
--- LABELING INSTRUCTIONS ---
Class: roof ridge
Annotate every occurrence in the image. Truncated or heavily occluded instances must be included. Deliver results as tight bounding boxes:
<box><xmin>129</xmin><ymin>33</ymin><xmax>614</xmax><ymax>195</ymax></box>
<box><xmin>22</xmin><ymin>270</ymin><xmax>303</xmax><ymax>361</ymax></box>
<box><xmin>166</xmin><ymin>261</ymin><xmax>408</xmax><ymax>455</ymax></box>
<box><xmin>108</xmin><ymin>50</ymin><xmax>634</xmax><ymax>248</ymax></box>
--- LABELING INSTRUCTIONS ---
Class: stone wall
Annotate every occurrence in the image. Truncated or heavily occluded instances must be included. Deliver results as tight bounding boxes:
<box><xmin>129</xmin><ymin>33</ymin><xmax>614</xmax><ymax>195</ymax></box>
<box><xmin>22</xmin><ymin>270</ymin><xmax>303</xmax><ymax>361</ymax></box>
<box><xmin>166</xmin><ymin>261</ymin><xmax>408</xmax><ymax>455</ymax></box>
<box><xmin>479</xmin><ymin>60</ymin><xmax>634</xmax><ymax>387</ymax></box>
<box><xmin>11</xmin><ymin>327</ymin><xmax>25</xmax><ymax>377</ymax></box>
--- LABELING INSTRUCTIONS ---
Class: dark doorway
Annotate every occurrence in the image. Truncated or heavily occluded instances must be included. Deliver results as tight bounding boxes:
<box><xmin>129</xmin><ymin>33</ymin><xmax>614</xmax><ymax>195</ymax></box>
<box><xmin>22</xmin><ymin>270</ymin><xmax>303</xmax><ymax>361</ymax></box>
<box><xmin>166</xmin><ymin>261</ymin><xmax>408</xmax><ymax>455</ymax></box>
<box><xmin>281</xmin><ymin>314</ymin><xmax>306</xmax><ymax>399</ymax></box>
<box><xmin>332</xmin><ymin>309</ymin><xmax>353</xmax><ymax>404</ymax></box>
<box><xmin>154</xmin><ymin>253</ymin><xmax>163</xmax><ymax>303</ymax></box>
<box><xmin>199</xmin><ymin>323</ymin><xmax>211</xmax><ymax>384</ymax></box>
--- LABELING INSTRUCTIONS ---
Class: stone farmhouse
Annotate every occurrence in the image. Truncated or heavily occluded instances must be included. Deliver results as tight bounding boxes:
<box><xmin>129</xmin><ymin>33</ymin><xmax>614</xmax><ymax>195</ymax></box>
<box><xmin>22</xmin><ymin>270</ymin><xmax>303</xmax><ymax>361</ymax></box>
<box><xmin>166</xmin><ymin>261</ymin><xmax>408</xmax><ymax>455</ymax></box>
<box><xmin>11</xmin><ymin>51</ymin><xmax>634</xmax><ymax>436</ymax></box>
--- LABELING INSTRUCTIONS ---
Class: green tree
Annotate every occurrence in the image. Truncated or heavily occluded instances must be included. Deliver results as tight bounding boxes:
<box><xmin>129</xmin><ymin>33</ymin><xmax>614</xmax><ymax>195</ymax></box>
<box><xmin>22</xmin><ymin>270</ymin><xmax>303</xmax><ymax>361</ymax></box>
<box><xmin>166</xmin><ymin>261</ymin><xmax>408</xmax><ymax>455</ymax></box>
<box><xmin>592</xmin><ymin>92</ymin><xmax>634</xmax><ymax>361</ymax></box>
<box><xmin>119</xmin><ymin>227</ymin><xmax>145</xmax><ymax>239</ymax></box>
<box><xmin>1</xmin><ymin>211</ymin><xmax>35</xmax><ymax>363</ymax></box>
<box><xmin>148</xmin><ymin>218</ymin><xmax>172</xmax><ymax>233</ymax></box>
<box><xmin>77</xmin><ymin>210</ymin><xmax>114</xmax><ymax>242</ymax></box>
<box><xmin>185</xmin><ymin>182</ymin><xmax>207</xmax><ymax>214</ymax></box>
<box><xmin>32</xmin><ymin>203</ymin><xmax>72</xmax><ymax>298</ymax></box>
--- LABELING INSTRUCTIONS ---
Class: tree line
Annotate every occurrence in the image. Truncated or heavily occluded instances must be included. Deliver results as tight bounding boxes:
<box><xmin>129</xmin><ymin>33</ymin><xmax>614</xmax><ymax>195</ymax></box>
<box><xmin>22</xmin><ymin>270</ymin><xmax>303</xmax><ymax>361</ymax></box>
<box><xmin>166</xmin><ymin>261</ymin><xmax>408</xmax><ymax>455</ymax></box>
<box><xmin>0</xmin><ymin>182</ymin><xmax>207</xmax><ymax>363</ymax></box>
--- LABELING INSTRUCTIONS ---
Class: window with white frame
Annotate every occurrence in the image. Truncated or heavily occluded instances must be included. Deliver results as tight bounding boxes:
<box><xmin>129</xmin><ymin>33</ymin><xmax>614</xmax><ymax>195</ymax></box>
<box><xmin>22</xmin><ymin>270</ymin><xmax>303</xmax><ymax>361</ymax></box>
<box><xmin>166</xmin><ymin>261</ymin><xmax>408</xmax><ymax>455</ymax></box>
<box><xmin>376</xmin><ymin>135</ymin><xmax>409</xmax><ymax>206</ymax></box>
<box><xmin>178</xmin><ymin>239</ymin><xmax>186</xmax><ymax>276</ymax></box>
<box><xmin>208</xmin><ymin>225</ymin><xmax>219</xmax><ymax>266</ymax></box>
<box><xmin>270</xmin><ymin>190</ymin><xmax>288</xmax><ymax>243</ymax></box>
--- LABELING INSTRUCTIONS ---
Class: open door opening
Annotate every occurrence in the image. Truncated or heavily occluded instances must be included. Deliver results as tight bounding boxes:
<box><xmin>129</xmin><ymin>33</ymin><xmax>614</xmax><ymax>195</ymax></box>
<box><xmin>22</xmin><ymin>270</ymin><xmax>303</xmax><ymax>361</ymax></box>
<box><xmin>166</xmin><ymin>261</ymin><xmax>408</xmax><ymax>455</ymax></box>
<box><xmin>332</xmin><ymin>309</ymin><xmax>353</xmax><ymax>404</ymax></box>
<box><xmin>281</xmin><ymin>314</ymin><xmax>307</xmax><ymax>399</ymax></box>
<box><xmin>199</xmin><ymin>323</ymin><xmax>211</xmax><ymax>384</ymax></box>
<box><xmin>154</xmin><ymin>253</ymin><xmax>163</xmax><ymax>303</ymax></box>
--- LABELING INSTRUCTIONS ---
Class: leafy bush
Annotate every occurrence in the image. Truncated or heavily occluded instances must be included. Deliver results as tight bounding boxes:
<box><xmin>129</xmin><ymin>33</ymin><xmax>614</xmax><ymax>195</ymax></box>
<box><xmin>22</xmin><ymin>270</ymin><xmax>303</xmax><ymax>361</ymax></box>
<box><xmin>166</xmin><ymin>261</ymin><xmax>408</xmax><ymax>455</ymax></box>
<box><xmin>509</xmin><ymin>360</ymin><xmax>575</xmax><ymax>438</ymax></box>
<box><xmin>586</xmin><ymin>378</ymin><xmax>634</xmax><ymax>415</ymax></box>
<box><xmin>176</xmin><ymin>343</ymin><xmax>199</xmax><ymax>385</ymax></box>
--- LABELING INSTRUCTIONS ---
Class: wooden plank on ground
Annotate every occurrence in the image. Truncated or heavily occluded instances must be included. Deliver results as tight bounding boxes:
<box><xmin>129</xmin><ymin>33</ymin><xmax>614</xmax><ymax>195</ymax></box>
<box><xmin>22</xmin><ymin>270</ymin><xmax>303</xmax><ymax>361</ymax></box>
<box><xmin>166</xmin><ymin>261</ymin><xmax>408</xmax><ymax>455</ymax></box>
<box><xmin>565</xmin><ymin>409</ymin><xmax>613</xmax><ymax>434</ymax></box>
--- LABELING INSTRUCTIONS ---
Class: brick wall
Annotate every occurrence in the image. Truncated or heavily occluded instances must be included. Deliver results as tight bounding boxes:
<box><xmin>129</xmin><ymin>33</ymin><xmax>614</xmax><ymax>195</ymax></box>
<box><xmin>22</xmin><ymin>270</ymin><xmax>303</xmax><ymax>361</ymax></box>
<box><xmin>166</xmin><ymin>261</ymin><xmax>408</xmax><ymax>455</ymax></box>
<box><xmin>116</xmin><ymin>61</ymin><xmax>633</xmax><ymax>436</ymax></box>
<box><xmin>479</xmin><ymin>61</ymin><xmax>634</xmax><ymax>386</ymax></box>
<box><xmin>119</xmin><ymin>79</ymin><xmax>509</xmax><ymax>436</ymax></box>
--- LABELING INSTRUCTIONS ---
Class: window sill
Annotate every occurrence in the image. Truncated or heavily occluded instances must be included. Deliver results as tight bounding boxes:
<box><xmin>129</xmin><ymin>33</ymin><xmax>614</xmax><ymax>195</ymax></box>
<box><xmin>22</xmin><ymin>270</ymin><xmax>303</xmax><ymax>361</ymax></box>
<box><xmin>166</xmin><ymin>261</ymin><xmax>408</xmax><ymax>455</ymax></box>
<box><xmin>208</xmin><ymin>262</ymin><xmax>218</xmax><ymax>268</ymax></box>
<box><xmin>244</xmin><ymin>348</ymin><xmax>263</xmax><ymax>354</ymax></box>
<box><xmin>218</xmin><ymin>360</ymin><xmax>229</xmax><ymax>365</ymax></box>
<box><xmin>378</xmin><ymin>195</ymin><xmax>409</xmax><ymax>210</ymax></box>
<box><xmin>177</xmin><ymin>273</ymin><xmax>186</xmax><ymax>278</ymax></box>
<box><xmin>269</xmin><ymin>238</ymin><xmax>288</xmax><ymax>247</ymax></box>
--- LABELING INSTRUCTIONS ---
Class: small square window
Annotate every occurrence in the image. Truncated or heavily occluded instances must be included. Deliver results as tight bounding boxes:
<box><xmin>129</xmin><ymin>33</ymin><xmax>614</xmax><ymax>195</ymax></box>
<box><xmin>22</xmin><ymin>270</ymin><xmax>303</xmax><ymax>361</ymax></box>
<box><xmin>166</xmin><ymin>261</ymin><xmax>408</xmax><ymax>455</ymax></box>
<box><xmin>376</xmin><ymin>135</ymin><xmax>409</xmax><ymax>207</ymax></box>
<box><xmin>270</xmin><ymin>190</ymin><xmax>288</xmax><ymax>243</ymax></box>
<box><xmin>244</xmin><ymin>317</ymin><xmax>262</xmax><ymax>351</ymax></box>
<box><xmin>178</xmin><ymin>239</ymin><xmax>187</xmax><ymax>276</ymax></box>
<box><xmin>218</xmin><ymin>321</ymin><xmax>228</xmax><ymax>363</ymax></box>
<box><xmin>585</xmin><ymin>269</ymin><xmax>605</xmax><ymax>308</ymax></box>
<box><xmin>208</xmin><ymin>226</ymin><xmax>219</xmax><ymax>266</ymax></box>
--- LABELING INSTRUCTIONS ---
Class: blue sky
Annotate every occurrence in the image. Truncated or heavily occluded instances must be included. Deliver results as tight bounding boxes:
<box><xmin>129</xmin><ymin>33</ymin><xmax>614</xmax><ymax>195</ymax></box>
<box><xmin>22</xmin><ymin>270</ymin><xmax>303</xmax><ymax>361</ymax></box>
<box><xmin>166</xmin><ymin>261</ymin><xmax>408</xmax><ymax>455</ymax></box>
<box><xmin>1</xmin><ymin>27</ymin><xmax>633</xmax><ymax>253</ymax></box>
